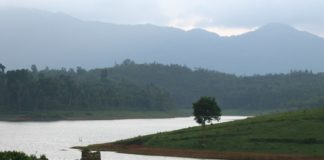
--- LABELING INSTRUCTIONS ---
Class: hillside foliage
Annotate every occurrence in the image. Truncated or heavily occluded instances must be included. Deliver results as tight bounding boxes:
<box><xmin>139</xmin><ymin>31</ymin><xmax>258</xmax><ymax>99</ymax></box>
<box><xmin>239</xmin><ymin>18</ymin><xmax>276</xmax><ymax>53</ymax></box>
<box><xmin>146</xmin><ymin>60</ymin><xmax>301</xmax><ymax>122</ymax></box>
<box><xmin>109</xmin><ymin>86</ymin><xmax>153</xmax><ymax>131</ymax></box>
<box><xmin>1</xmin><ymin>60</ymin><xmax>324</xmax><ymax>113</ymax></box>
<box><xmin>0</xmin><ymin>62</ymin><xmax>172</xmax><ymax>112</ymax></box>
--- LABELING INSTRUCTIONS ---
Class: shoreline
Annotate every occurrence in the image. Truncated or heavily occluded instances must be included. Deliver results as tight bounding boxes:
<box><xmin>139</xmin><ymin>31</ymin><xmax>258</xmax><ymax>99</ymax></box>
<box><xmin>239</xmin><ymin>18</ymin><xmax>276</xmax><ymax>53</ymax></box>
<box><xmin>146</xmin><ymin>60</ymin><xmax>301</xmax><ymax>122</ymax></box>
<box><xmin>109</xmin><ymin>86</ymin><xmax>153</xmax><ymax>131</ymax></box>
<box><xmin>0</xmin><ymin>111</ymin><xmax>249</xmax><ymax>122</ymax></box>
<box><xmin>78</xmin><ymin>108</ymin><xmax>324</xmax><ymax>160</ymax></box>
<box><xmin>0</xmin><ymin>110</ymin><xmax>191</xmax><ymax>122</ymax></box>
<box><xmin>0</xmin><ymin>115</ymin><xmax>189</xmax><ymax>122</ymax></box>
<box><xmin>78</xmin><ymin>143</ymin><xmax>324</xmax><ymax>160</ymax></box>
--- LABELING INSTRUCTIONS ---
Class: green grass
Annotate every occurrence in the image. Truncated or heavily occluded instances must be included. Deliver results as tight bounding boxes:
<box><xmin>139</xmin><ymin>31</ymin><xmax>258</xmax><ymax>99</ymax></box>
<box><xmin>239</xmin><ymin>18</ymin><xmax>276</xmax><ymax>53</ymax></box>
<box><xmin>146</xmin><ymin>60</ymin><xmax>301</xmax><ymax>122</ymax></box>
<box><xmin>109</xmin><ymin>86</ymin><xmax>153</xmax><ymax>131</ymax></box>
<box><xmin>111</xmin><ymin>107</ymin><xmax>324</xmax><ymax>156</ymax></box>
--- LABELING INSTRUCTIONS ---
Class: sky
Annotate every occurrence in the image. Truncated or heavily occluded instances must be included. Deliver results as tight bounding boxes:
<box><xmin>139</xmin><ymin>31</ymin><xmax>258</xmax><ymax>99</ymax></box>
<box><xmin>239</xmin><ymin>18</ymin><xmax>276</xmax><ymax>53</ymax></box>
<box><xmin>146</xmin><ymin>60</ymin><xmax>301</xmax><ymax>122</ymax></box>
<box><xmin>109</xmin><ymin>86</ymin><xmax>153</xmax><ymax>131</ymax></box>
<box><xmin>0</xmin><ymin>0</ymin><xmax>324</xmax><ymax>37</ymax></box>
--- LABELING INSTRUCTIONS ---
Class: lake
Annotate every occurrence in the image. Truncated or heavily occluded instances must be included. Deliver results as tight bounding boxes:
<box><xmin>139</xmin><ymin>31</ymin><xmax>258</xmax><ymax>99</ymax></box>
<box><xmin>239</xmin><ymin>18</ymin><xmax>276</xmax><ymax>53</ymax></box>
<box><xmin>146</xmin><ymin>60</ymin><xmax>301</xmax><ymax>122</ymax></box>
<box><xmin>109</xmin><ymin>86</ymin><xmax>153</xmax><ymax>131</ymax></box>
<box><xmin>0</xmin><ymin>116</ymin><xmax>246</xmax><ymax>160</ymax></box>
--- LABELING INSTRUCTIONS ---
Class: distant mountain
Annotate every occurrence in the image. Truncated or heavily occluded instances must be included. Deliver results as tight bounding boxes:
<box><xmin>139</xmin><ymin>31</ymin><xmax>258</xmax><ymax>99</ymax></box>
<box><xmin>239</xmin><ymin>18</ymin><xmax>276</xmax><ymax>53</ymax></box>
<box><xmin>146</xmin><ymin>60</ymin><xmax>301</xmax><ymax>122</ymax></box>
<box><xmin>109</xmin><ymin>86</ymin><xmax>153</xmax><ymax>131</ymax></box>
<box><xmin>1</xmin><ymin>9</ymin><xmax>324</xmax><ymax>75</ymax></box>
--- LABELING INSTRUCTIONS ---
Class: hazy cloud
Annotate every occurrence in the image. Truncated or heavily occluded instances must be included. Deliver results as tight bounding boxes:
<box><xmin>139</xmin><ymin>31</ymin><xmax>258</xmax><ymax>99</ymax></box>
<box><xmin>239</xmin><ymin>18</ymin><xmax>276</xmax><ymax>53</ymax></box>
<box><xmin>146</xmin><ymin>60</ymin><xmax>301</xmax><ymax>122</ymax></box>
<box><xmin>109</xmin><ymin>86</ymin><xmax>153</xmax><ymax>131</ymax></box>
<box><xmin>205</xmin><ymin>26</ymin><xmax>258</xmax><ymax>37</ymax></box>
<box><xmin>1</xmin><ymin>0</ymin><xmax>324</xmax><ymax>36</ymax></box>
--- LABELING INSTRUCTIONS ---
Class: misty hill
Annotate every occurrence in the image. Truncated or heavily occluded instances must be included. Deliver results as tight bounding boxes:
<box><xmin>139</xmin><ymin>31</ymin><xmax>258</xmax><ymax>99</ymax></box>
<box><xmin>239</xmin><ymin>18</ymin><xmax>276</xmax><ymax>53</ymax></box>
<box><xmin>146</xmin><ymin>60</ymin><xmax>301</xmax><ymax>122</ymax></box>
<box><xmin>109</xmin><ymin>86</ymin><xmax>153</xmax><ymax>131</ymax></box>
<box><xmin>1</xmin><ymin>9</ymin><xmax>324</xmax><ymax>75</ymax></box>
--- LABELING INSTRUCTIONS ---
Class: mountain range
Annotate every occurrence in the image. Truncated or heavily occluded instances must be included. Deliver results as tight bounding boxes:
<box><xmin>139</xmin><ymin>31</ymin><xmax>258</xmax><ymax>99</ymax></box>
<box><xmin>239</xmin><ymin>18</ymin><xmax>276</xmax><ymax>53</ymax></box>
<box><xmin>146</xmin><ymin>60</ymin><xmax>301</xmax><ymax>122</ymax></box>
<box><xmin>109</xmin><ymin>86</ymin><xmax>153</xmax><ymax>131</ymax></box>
<box><xmin>1</xmin><ymin>8</ymin><xmax>324</xmax><ymax>75</ymax></box>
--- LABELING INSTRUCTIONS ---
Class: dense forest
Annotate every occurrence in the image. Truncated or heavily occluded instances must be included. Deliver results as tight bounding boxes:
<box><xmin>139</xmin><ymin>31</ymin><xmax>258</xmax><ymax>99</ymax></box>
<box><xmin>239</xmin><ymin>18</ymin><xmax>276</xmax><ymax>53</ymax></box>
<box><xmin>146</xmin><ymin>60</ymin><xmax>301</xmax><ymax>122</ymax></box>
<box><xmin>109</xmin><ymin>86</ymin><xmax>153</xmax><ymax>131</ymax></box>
<box><xmin>1</xmin><ymin>60</ymin><xmax>324</xmax><ymax>114</ymax></box>
<box><xmin>0</xmin><ymin>62</ymin><xmax>172</xmax><ymax>112</ymax></box>
<box><xmin>99</xmin><ymin>60</ymin><xmax>324</xmax><ymax>112</ymax></box>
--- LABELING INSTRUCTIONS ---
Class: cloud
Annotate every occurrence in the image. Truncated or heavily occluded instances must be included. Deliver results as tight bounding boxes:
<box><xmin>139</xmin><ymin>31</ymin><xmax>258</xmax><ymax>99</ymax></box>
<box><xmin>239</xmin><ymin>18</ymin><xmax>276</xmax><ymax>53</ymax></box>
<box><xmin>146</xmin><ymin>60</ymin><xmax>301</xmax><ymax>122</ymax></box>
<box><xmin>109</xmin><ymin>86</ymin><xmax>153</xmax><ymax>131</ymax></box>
<box><xmin>168</xmin><ymin>16</ymin><xmax>212</xmax><ymax>30</ymax></box>
<box><xmin>205</xmin><ymin>26</ymin><xmax>258</xmax><ymax>37</ymax></box>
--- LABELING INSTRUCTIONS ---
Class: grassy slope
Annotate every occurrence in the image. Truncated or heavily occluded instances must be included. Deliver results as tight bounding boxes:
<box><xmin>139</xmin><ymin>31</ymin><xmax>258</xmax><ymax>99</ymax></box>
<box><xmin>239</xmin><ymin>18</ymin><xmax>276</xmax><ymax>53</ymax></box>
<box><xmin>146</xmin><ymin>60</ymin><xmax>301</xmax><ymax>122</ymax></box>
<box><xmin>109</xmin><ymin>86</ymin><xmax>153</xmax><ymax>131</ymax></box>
<box><xmin>88</xmin><ymin>107</ymin><xmax>324</xmax><ymax>158</ymax></box>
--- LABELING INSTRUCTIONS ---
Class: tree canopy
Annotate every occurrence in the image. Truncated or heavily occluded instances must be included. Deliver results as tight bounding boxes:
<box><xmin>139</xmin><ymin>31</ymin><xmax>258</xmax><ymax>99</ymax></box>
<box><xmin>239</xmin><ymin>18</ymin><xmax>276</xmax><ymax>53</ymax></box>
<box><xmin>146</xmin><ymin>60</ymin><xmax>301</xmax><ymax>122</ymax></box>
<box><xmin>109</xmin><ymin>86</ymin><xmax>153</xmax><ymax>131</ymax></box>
<box><xmin>0</xmin><ymin>63</ymin><xmax>173</xmax><ymax>112</ymax></box>
<box><xmin>193</xmin><ymin>96</ymin><xmax>221</xmax><ymax>126</ymax></box>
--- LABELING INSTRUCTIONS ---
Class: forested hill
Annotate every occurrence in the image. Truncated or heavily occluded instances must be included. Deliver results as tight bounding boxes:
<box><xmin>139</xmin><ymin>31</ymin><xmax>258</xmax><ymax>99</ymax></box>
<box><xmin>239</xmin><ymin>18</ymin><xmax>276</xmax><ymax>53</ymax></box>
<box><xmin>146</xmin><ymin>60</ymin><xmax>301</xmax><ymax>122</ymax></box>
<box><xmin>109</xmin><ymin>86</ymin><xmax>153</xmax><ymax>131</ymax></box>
<box><xmin>95</xmin><ymin>60</ymin><xmax>324</xmax><ymax>113</ymax></box>
<box><xmin>0</xmin><ymin>63</ymin><xmax>172</xmax><ymax>112</ymax></box>
<box><xmin>1</xmin><ymin>60</ymin><xmax>324</xmax><ymax>114</ymax></box>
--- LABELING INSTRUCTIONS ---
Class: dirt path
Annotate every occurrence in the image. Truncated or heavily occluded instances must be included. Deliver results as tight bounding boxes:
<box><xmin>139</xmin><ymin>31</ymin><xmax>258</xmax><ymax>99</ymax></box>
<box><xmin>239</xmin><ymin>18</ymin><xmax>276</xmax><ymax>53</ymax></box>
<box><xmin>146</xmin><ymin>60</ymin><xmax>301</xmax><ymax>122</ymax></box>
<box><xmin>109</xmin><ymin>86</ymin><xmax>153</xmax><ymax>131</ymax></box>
<box><xmin>86</xmin><ymin>143</ymin><xmax>324</xmax><ymax>160</ymax></box>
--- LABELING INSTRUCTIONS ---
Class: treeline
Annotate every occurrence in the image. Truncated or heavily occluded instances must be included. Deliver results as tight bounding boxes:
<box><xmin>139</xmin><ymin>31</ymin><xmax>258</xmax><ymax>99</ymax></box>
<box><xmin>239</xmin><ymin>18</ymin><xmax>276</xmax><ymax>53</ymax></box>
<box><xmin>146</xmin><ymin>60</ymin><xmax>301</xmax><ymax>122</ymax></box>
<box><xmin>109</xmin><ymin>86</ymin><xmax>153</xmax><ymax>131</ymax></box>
<box><xmin>96</xmin><ymin>60</ymin><xmax>324</xmax><ymax>112</ymax></box>
<box><xmin>1</xmin><ymin>60</ymin><xmax>324</xmax><ymax>113</ymax></box>
<box><xmin>0</xmin><ymin>63</ymin><xmax>172</xmax><ymax>112</ymax></box>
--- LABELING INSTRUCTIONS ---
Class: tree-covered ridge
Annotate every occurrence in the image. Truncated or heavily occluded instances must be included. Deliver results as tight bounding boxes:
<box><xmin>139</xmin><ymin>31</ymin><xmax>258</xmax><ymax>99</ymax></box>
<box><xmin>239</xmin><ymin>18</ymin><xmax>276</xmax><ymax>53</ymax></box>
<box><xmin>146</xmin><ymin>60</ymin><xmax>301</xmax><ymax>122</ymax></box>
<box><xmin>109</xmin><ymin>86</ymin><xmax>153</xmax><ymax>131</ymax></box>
<box><xmin>0</xmin><ymin>63</ymin><xmax>172</xmax><ymax>112</ymax></box>
<box><xmin>99</xmin><ymin>60</ymin><xmax>324</xmax><ymax>112</ymax></box>
<box><xmin>1</xmin><ymin>60</ymin><xmax>324</xmax><ymax>114</ymax></box>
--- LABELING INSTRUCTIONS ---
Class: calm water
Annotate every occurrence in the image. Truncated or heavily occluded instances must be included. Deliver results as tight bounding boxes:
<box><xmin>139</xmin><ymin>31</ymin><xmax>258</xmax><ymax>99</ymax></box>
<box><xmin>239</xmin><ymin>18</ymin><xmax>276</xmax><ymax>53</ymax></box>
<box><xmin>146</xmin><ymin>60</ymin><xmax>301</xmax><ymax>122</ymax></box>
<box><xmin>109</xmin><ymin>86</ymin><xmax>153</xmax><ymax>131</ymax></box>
<box><xmin>0</xmin><ymin>116</ymin><xmax>246</xmax><ymax>160</ymax></box>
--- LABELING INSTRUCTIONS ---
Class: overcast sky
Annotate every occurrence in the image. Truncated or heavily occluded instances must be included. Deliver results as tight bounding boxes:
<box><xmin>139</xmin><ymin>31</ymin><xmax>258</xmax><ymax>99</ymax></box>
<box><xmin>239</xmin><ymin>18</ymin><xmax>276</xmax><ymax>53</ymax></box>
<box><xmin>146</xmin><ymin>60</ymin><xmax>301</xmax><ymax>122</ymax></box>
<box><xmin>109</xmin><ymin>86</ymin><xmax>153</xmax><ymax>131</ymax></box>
<box><xmin>1</xmin><ymin>0</ymin><xmax>324</xmax><ymax>37</ymax></box>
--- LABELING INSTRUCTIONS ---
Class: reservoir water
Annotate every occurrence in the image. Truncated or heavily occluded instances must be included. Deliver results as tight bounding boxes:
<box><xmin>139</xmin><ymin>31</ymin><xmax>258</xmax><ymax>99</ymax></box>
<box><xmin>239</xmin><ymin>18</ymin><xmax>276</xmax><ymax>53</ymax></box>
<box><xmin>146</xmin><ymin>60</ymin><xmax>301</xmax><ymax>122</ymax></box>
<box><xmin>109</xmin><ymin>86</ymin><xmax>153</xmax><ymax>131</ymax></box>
<box><xmin>0</xmin><ymin>116</ymin><xmax>246</xmax><ymax>160</ymax></box>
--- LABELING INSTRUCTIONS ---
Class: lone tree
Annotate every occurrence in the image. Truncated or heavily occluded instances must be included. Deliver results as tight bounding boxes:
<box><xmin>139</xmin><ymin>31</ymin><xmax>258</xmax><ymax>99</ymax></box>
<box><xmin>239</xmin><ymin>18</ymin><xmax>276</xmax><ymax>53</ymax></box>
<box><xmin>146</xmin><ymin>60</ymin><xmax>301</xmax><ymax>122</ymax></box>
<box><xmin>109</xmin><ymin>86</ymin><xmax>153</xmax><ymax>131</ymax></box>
<box><xmin>193</xmin><ymin>96</ymin><xmax>221</xmax><ymax>126</ymax></box>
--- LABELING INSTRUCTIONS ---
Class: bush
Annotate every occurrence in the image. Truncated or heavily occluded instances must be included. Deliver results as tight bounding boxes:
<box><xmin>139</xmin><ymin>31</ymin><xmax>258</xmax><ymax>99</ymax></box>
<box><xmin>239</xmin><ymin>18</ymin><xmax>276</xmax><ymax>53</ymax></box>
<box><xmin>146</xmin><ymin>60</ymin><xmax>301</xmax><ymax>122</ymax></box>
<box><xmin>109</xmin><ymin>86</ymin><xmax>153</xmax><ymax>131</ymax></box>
<box><xmin>0</xmin><ymin>151</ymin><xmax>48</xmax><ymax>160</ymax></box>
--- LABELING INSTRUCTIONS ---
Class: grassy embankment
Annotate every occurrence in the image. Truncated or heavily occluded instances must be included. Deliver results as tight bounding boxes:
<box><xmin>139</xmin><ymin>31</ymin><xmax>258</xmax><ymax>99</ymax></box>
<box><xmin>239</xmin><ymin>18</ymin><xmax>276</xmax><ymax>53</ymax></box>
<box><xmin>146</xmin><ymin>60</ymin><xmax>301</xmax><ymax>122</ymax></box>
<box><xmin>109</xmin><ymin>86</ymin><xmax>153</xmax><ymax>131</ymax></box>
<box><xmin>84</xmin><ymin>107</ymin><xmax>324</xmax><ymax>160</ymax></box>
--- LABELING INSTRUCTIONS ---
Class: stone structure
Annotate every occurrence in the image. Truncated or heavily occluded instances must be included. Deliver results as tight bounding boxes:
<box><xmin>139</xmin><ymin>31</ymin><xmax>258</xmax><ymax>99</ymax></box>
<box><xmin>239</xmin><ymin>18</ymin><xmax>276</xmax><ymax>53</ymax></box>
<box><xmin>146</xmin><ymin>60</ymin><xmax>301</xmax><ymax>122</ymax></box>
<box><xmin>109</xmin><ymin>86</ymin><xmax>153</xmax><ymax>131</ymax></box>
<box><xmin>81</xmin><ymin>149</ymin><xmax>101</xmax><ymax>160</ymax></box>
